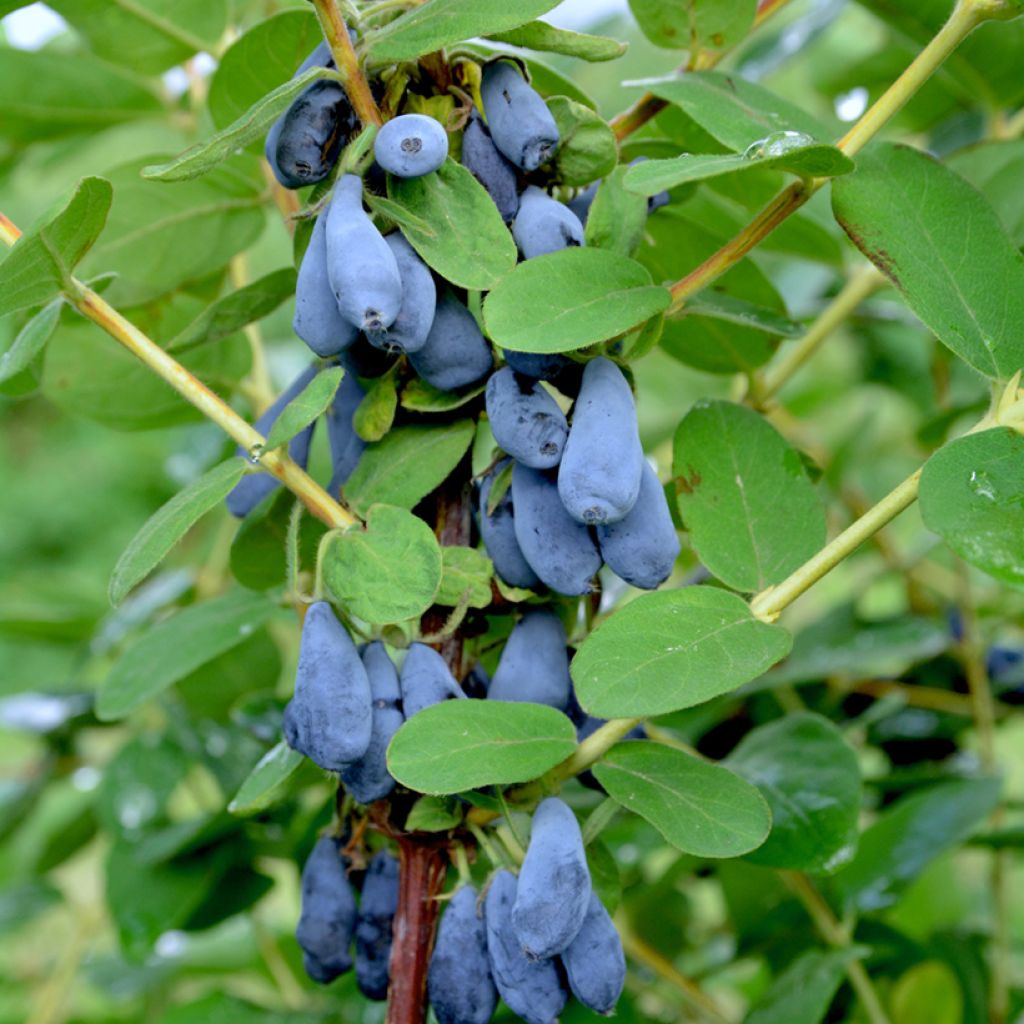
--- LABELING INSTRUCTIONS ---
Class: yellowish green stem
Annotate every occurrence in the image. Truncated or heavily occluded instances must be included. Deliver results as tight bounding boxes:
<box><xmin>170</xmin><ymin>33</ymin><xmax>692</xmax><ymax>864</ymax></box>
<box><xmin>751</xmin><ymin>266</ymin><xmax>885</xmax><ymax>406</ymax></box>
<box><xmin>312</xmin><ymin>0</ymin><xmax>383</xmax><ymax>127</ymax></box>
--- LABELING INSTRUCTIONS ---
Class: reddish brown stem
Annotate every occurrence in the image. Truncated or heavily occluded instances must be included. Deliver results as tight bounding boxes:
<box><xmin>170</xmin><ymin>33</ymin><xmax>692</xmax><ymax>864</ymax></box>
<box><xmin>386</xmin><ymin>835</ymin><xmax>450</xmax><ymax>1024</ymax></box>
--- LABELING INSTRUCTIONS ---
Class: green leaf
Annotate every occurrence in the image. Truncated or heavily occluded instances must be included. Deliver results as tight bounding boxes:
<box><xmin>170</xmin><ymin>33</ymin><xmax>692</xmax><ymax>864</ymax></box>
<box><xmin>387</xmin><ymin>160</ymin><xmax>518</xmax><ymax>290</ymax></box>
<box><xmin>584</xmin><ymin>166</ymin><xmax>649</xmax><ymax>256</ymax></box>
<box><xmin>228</xmin><ymin>741</ymin><xmax>304</xmax><ymax>816</ymax></box>
<box><xmin>919</xmin><ymin>427</ymin><xmax>1024</xmax><ymax>586</ymax></box>
<box><xmin>948</xmin><ymin>139</ymin><xmax>1024</xmax><ymax>246</ymax></box>
<box><xmin>593</xmin><ymin>741</ymin><xmax>771</xmax><ymax>857</ymax></box>
<box><xmin>0</xmin><ymin>177</ymin><xmax>112</xmax><ymax>318</ymax></box>
<box><xmin>487</xmin><ymin>22</ymin><xmax>627</xmax><ymax>62</ymax></box>
<box><xmin>208</xmin><ymin>10</ymin><xmax>322</xmax><ymax>132</ymax></box>
<box><xmin>624</xmin><ymin>145</ymin><xmax>853</xmax><ymax>195</ymax></box>
<box><xmin>755</xmin><ymin>607</ymin><xmax>949</xmax><ymax>687</ymax></box>
<box><xmin>109</xmin><ymin>459</ymin><xmax>247</xmax><ymax>607</ymax></box>
<box><xmin>628</xmin><ymin>0</ymin><xmax>757</xmax><ymax>51</ymax></box>
<box><xmin>97</xmin><ymin>591</ymin><xmax>280</xmax><ymax>720</ymax></box>
<box><xmin>436</xmin><ymin>547</ymin><xmax>494</xmax><ymax>609</ymax></box>
<box><xmin>682</xmin><ymin>292</ymin><xmax>802</xmax><ymax>338</ymax></box>
<box><xmin>167</xmin><ymin>269</ymin><xmax>297</xmax><ymax>353</ymax></box>
<box><xmin>323</xmin><ymin>505</ymin><xmax>443</xmax><ymax>624</ymax></box>
<box><xmin>365</xmin><ymin>0</ymin><xmax>564</xmax><ymax>62</ymax></box>
<box><xmin>354</xmin><ymin>372</ymin><xmax>399</xmax><ymax>442</ymax></box>
<box><xmin>745</xmin><ymin>948</ymin><xmax>864</xmax><ymax>1024</ymax></box>
<box><xmin>344</xmin><ymin>420</ymin><xmax>476</xmax><ymax>518</ymax></box>
<box><xmin>144</xmin><ymin>68</ymin><xmax>334</xmax><ymax>182</ymax></box>
<box><xmin>81</xmin><ymin>158</ymin><xmax>265</xmax><ymax>306</ymax></box>
<box><xmin>0</xmin><ymin>49</ymin><xmax>162</xmax><ymax>143</ymax></box>
<box><xmin>0</xmin><ymin>299</ymin><xmax>62</xmax><ymax>384</ymax></box>
<box><xmin>46</xmin><ymin>0</ymin><xmax>227</xmax><ymax>74</ymax></box>
<box><xmin>387</xmin><ymin>700</ymin><xmax>577</xmax><ymax>795</ymax></box>
<box><xmin>636</xmin><ymin>71</ymin><xmax>830</xmax><ymax>152</ymax></box>
<box><xmin>400</xmin><ymin>378</ymin><xmax>487</xmax><ymax>413</ymax></box>
<box><xmin>405</xmin><ymin>795</ymin><xmax>464</xmax><ymax>832</ymax></box>
<box><xmin>728</xmin><ymin>713</ymin><xmax>861</xmax><ymax>873</ymax></box>
<box><xmin>572</xmin><ymin>587</ymin><xmax>791</xmax><ymax>718</ymax></box>
<box><xmin>483</xmin><ymin>248</ymin><xmax>671</xmax><ymax>353</ymax></box>
<box><xmin>673</xmin><ymin>401</ymin><xmax>826</xmax><ymax>591</ymax></box>
<box><xmin>831</xmin><ymin>776</ymin><xmax>1001</xmax><ymax>914</ymax></box>
<box><xmin>264</xmin><ymin>366</ymin><xmax>343</xmax><ymax>451</ymax></box>
<box><xmin>832</xmin><ymin>143</ymin><xmax>1024</xmax><ymax>380</ymax></box>
<box><xmin>548</xmin><ymin>97</ymin><xmax>618</xmax><ymax>186</ymax></box>
<box><xmin>891</xmin><ymin>962</ymin><xmax>963</xmax><ymax>1024</ymax></box>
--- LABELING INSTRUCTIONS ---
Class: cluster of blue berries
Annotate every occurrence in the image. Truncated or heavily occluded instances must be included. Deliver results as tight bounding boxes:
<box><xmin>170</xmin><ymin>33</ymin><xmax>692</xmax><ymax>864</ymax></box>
<box><xmin>239</xmin><ymin>33</ymin><xmax>683</xmax><ymax>1020</ymax></box>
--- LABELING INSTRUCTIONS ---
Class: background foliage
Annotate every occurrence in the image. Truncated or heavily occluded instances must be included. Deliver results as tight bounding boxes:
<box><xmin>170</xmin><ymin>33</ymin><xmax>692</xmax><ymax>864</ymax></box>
<box><xmin>2</xmin><ymin>2</ymin><xmax>1024</xmax><ymax>1023</ymax></box>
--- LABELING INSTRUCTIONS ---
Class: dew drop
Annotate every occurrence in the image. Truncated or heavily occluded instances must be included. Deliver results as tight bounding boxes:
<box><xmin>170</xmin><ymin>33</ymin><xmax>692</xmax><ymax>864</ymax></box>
<box><xmin>247</xmin><ymin>442</ymin><xmax>265</xmax><ymax>464</ymax></box>
<box><xmin>968</xmin><ymin>469</ymin><xmax>997</xmax><ymax>501</ymax></box>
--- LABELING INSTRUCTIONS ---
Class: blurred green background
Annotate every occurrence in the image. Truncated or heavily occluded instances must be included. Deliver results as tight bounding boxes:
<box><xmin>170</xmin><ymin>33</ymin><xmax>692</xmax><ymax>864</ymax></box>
<box><xmin>2</xmin><ymin>1</ymin><xmax>1024</xmax><ymax>1022</ymax></box>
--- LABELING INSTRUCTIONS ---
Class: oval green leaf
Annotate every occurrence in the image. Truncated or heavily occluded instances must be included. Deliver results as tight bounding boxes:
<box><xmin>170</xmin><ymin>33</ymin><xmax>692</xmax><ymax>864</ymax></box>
<box><xmin>109</xmin><ymin>458</ymin><xmax>247</xmax><ymax>606</ymax></box>
<box><xmin>728</xmin><ymin>713</ymin><xmax>862</xmax><ymax>873</ymax></box>
<box><xmin>264</xmin><ymin>366</ymin><xmax>343</xmax><ymax>451</ymax></box>
<box><xmin>593</xmin><ymin>740</ymin><xmax>771</xmax><ymax>858</ymax></box>
<box><xmin>919</xmin><ymin>427</ymin><xmax>1024</xmax><ymax>586</ymax></box>
<box><xmin>344</xmin><ymin>420</ymin><xmax>476</xmax><ymax>518</ymax></box>
<box><xmin>323</xmin><ymin>505</ymin><xmax>442</xmax><ymax>624</ymax></box>
<box><xmin>673</xmin><ymin>400</ymin><xmax>826</xmax><ymax>592</ymax></box>
<box><xmin>228</xmin><ymin>741</ymin><xmax>305</xmax><ymax>816</ymax></box>
<box><xmin>483</xmin><ymin>248</ymin><xmax>671</xmax><ymax>354</ymax></box>
<box><xmin>487</xmin><ymin>22</ymin><xmax>627</xmax><ymax>62</ymax></box>
<box><xmin>365</xmin><ymin>0</ymin><xmax>563</xmax><ymax>62</ymax></box>
<box><xmin>832</xmin><ymin>143</ymin><xmax>1024</xmax><ymax>380</ymax></box>
<box><xmin>628</xmin><ymin>0</ymin><xmax>756</xmax><ymax>52</ymax></box>
<box><xmin>624</xmin><ymin>144</ymin><xmax>853</xmax><ymax>196</ymax></box>
<box><xmin>572</xmin><ymin>586</ymin><xmax>792</xmax><ymax>718</ymax></box>
<box><xmin>387</xmin><ymin>700</ymin><xmax>577</xmax><ymax>795</ymax></box>
<box><xmin>549</xmin><ymin>97</ymin><xmax>618</xmax><ymax>186</ymax></box>
<box><xmin>97</xmin><ymin>590</ymin><xmax>280</xmax><ymax>721</ymax></box>
<box><xmin>386</xmin><ymin>160</ymin><xmax>517</xmax><ymax>290</ymax></box>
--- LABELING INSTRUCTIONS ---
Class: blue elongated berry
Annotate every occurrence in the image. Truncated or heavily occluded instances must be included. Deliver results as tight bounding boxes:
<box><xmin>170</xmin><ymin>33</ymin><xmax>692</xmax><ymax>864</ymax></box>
<box><xmin>485</xmin><ymin>870</ymin><xmax>567</xmax><ymax>1024</ymax></box>
<box><xmin>294</xmin><ymin>212</ymin><xmax>359</xmax><ymax>357</ymax></box>
<box><xmin>355</xmin><ymin>850</ymin><xmax>400</xmax><ymax>1001</ymax></box>
<box><xmin>400</xmin><ymin>643</ymin><xmax>466</xmax><ymax>719</ymax></box>
<box><xmin>374</xmin><ymin>113</ymin><xmax>449</xmax><ymax>177</ymax></box>
<box><xmin>480</xmin><ymin>62</ymin><xmax>560</xmax><ymax>172</ymax></box>
<box><xmin>408</xmin><ymin>289</ymin><xmax>493</xmax><ymax>392</ymax></box>
<box><xmin>340</xmin><ymin>643</ymin><xmax>403</xmax><ymax>805</ymax></box>
<box><xmin>338</xmin><ymin>336</ymin><xmax>397</xmax><ymax>379</ymax></box>
<box><xmin>366</xmin><ymin>232</ymin><xmax>436</xmax><ymax>354</ymax></box>
<box><xmin>227</xmin><ymin>364</ymin><xmax>319</xmax><ymax>518</ymax></box>
<box><xmin>558</xmin><ymin>356</ymin><xmax>644</xmax><ymax>525</ymax></box>
<box><xmin>485</xmin><ymin>366</ymin><xmax>568</xmax><ymax>470</ymax></box>
<box><xmin>512</xmin><ymin>797</ymin><xmax>592</xmax><ymax>958</ymax></box>
<box><xmin>597</xmin><ymin>462</ymin><xmax>680</xmax><ymax>589</ymax></box>
<box><xmin>512</xmin><ymin>186</ymin><xmax>584</xmax><ymax>259</ymax></box>
<box><xmin>511</xmin><ymin>462</ymin><xmax>601</xmax><ymax>596</ymax></box>
<box><xmin>265</xmin><ymin>43</ymin><xmax>356</xmax><ymax>190</ymax></box>
<box><xmin>478</xmin><ymin>461</ymin><xmax>540</xmax><ymax>590</ymax></box>
<box><xmin>283</xmin><ymin>601</ymin><xmax>373</xmax><ymax>771</ymax></box>
<box><xmin>325</xmin><ymin>369</ymin><xmax>366</xmax><ymax>495</ymax></box>
<box><xmin>325</xmin><ymin>174</ymin><xmax>403</xmax><ymax>334</ymax></box>
<box><xmin>488</xmin><ymin>609</ymin><xmax>571</xmax><ymax>710</ymax></box>
<box><xmin>559</xmin><ymin>892</ymin><xmax>625</xmax><ymax>1014</ymax></box>
<box><xmin>428</xmin><ymin>886</ymin><xmax>498</xmax><ymax>1024</ymax></box>
<box><xmin>461</xmin><ymin>112</ymin><xmax>520</xmax><ymax>223</ymax></box>
<box><xmin>296</xmin><ymin>835</ymin><xmax>357</xmax><ymax>984</ymax></box>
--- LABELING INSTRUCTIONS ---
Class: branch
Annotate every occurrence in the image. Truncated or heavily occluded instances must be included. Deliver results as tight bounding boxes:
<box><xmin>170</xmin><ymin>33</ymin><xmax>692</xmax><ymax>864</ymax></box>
<box><xmin>781</xmin><ymin>872</ymin><xmax>892</xmax><ymax>1024</ymax></box>
<box><xmin>749</xmin><ymin>265</ymin><xmax>885</xmax><ymax>407</ymax></box>
<box><xmin>665</xmin><ymin>0</ymin><xmax>990</xmax><ymax>312</ymax></box>
<box><xmin>312</xmin><ymin>0</ymin><xmax>383</xmax><ymax>127</ymax></box>
<box><xmin>0</xmin><ymin>214</ymin><xmax>357</xmax><ymax>532</ymax></box>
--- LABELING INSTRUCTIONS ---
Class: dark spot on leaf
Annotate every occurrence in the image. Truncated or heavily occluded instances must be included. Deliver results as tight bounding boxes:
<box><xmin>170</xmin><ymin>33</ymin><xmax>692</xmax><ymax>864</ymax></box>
<box><xmin>675</xmin><ymin>467</ymin><xmax>702</xmax><ymax>495</ymax></box>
